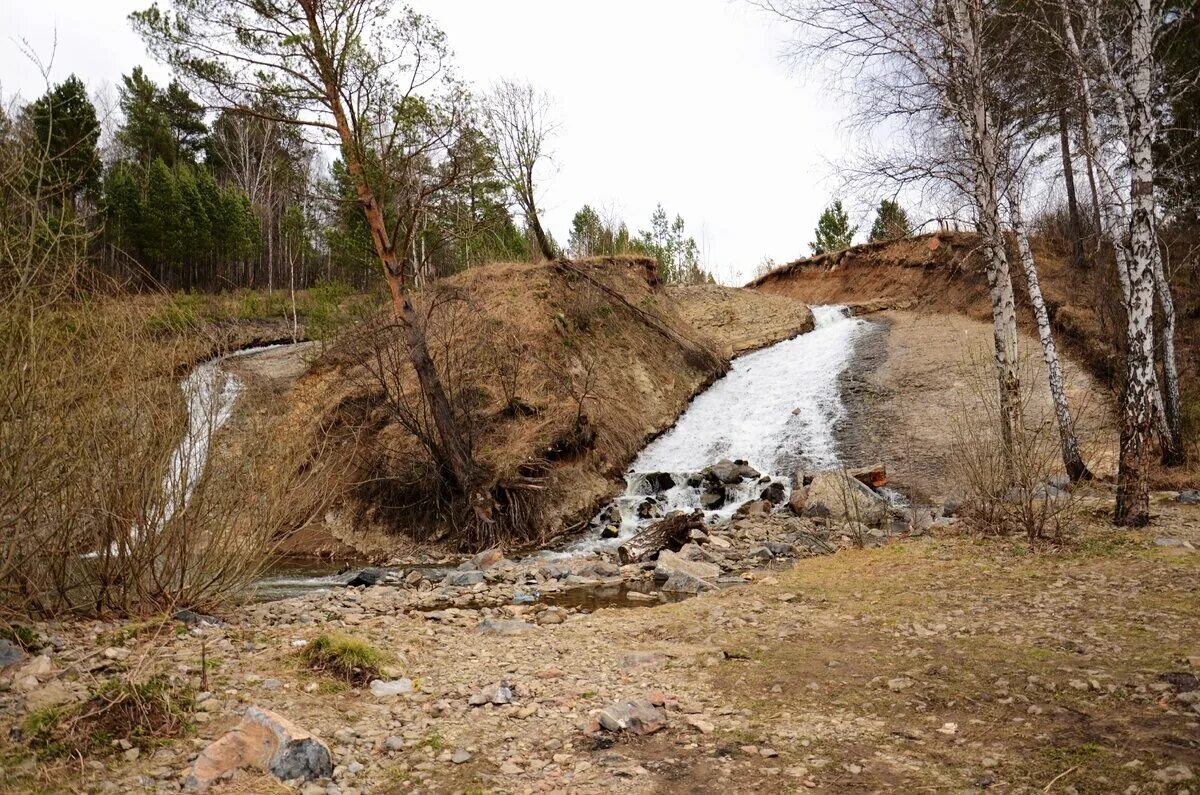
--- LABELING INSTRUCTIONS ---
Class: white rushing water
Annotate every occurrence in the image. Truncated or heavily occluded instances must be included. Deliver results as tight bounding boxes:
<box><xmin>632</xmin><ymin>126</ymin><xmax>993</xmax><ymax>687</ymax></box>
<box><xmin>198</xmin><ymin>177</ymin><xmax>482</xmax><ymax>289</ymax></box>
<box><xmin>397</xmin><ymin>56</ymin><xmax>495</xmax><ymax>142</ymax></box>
<box><xmin>86</xmin><ymin>343</ymin><xmax>285</xmax><ymax>557</ymax></box>
<box><xmin>562</xmin><ymin>305</ymin><xmax>869</xmax><ymax>554</ymax></box>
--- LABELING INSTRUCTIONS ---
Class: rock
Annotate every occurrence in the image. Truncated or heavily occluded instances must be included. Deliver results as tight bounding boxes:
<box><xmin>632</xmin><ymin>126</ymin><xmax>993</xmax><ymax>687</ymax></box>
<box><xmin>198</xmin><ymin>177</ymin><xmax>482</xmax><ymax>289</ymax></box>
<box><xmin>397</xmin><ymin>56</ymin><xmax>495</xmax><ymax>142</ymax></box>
<box><xmin>760</xmin><ymin>482</ymin><xmax>786</xmax><ymax>504</ymax></box>
<box><xmin>470</xmin><ymin>548</ymin><xmax>505</xmax><ymax>570</ymax></box>
<box><xmin>746</xmin><ymin>546</ymin><xmax>775</xmax><ymax>563</ymax></box>
<box><xmin>103</xmin><ymin>646</ymin><xmax>130</xmax><ymax>661</ymax></box>
<box><xmin>662</xmin><ymin>571</ymin><xmax>717</xmax><ymax>594</ymax></box>
<box><xmin>797</xmin><ymin>471</ymin><xmax>888</xmax><ymax>526</ymax></box>
<box><xmin>686</xmin><ymin>716</ymin><xmax>715</xmax><ymax>734</ymax></box>
<box><xmin>384</xmin><ymin>736</ymin><xmax>404</xmax><ymax>752</ymax></box>
<box><xmin>887</xmin><ymin>677</ymin><xmax>915</xmax><ymax>692</ymax></box>
<box><xmin>600</xmin><ymin>525</ymin><xmax>620</xmax><ymax>538</ymax></box>
<box><xmin>369</xmin><ymin>678</ymin><xmax>414</xmax><ymax>698</ymax></box>
<box><xmin>619</xmin><ymin>651</ymin><xmax>664</xmax><ymax>669</ymax></box>
<box><xmin>0</xmin><ymin>639</ymin><xmax>25</xmax><ymax>669</ymax></box>
<box><xmin>444</xmin><ymin>571</ymin><xmax>485</xmax><ymax>587</ymax></box>
<box><xmin>636</xmin><ymin>499</ymin><xmax>662</xmax><ymax>520</ymax></box>
<box><xmin>345</xmin><ymin>568</ymin><xmax>387</xmax><ymax>588</ymax></box>
<box><xmin>700</xmin><ymin>487</ymin><xmax>726</xmax><ymax>510</ymax></box>
<box><xmin>735</xmin><ymin>500</ymin><xmax>771</xmax><ymax>518</ymax></box>
<box><xmin>184</xmin><ymin>707</ymin><xmax>332</xmax><ymax>791</ymax></box>
<box><xmin>24</xmin><ymin>680</ymin><xmax>76</xmax><ymax>712</ymax></box>
<box><xmin>646</xmin><ymin>472</ymin><xmax>675</xmax><ymax>492</ymax></box>
<box><xmin>847</xmin><ymin>464</ymin><xmax>888</xmax><ymax>489</ymax></box>
<box><xmin>476</xmin><ymin>619</ymin><xmax>535</xmax><ymax>636</ymax></box>
<box><xmin>736</xmin><ymin>461</ymin><xmax>762</xmax><ymax>480</ymax></box>
<box><xmin>1179</xmin><ymin>490</ymin><xmax>1200</xmax><ymax>505</ymax></box>
<box><xmin>764</xmin><ymin>540</ymin><xmax>794</xmax><ymax>557</ymax></box>
<box><xmin>1155</xmin><ymin>763</ymin><xmax>1194</xmax><ymax>783</ymax></box>
<box><xmin>577</xmin><ymin>560</ymin><xmax>620</xmax><ymax>578</ymax></box>
<box><xmin>451</xmin><ymin>749</ymin><xmax>472</xmax><ymax>765</ymax></box>
<box><xmin>174</xmin><ymin>610</ymin><xmax>222</xmax><ymax>627</ymax></box>
<box><xmin>22</xmin><ymin>655</ymin><xmax>53</xmax><ymax>679</ymax></box>
<box><xmin>468</xmin><ymin>682</ymin><xmax>514</xmax><ymax>706</ymax></box>
<box><xmin>654</xmin><ymin>550</ymin><xmax>720</xmax><ymax>582</ymax></box>
<box><xmin>704</xmin><ymin>459</ymin><xmax>745</xmax><ymax>485</ymax></box>
<box><xmin>597</xmin><ymin>504</ymin><xmax>622</xmax><ymax>527</ymax></box>
<box><xmin>597</xmin><ymin>699</ymin><xmax>667</xmax><ymax>735</ymax></box>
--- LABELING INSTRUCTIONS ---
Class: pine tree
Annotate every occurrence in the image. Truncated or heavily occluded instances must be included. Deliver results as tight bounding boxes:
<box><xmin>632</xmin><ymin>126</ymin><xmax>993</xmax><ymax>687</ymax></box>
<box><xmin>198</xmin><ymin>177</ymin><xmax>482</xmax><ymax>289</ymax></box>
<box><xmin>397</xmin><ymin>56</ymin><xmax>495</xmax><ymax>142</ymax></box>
<box><xmin>138</xmin><ymin>158</ymin><xmax>184</xmax><ymax>275</ymax></box>
<box><xmin>809</xmin><ymin>200</ymin><xmax>857</xmax><ymax>254</ymax></box>
<box><xmin>868</xmin><ymin>199</ymin><xmax>912</xmax><ymax>242</ymax></box>
<box><xmin>27</xmin><ymin>75</ymin><xmax>102</xmax><ymax>204</ymax></box>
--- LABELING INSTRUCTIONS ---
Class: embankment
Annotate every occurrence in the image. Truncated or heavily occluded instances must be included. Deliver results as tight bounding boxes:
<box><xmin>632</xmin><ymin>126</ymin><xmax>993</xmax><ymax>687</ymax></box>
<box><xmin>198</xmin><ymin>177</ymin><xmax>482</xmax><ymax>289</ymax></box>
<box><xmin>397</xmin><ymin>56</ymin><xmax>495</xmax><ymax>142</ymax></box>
<box><xmin>252</xmin><ymin>258</ymin><xmax>814</xmax><ymax>558</ymax></box>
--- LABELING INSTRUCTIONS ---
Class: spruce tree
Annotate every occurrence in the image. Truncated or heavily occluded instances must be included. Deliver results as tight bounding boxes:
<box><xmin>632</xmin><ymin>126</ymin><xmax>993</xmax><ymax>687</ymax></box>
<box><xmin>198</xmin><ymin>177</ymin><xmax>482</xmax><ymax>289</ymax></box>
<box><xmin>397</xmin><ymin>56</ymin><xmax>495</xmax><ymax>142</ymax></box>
<box><xmin>27</xmin><ymin>75</ymin><xmax>102</xmax><ymax>204</ymax></box>
<box><xmin>868</xmin><ymin>199</ymin><xmax>912</xmax><ymax>242</ymax></box>
<box><xmin>809</xmin><ymin>200</ymin><xmax>857</xmax><ymax>254</ymax></box>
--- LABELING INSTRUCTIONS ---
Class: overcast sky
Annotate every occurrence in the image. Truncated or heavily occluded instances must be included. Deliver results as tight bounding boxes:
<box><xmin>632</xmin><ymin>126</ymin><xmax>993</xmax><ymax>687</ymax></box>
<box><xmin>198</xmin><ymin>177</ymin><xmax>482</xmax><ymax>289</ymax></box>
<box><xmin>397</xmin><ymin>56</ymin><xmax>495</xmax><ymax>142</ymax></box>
<box><xmin>2</xmin><ymin>0</ymin><xmax>856</xmax><ymax>284</ymax></box>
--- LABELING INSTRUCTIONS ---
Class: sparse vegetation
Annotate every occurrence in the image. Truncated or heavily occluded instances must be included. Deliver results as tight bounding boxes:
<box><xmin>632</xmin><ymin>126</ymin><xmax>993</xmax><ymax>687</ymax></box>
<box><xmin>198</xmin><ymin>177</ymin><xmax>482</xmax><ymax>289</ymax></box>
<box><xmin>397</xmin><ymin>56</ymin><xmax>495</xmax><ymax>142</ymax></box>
<box><xmin>301</xmin><ymin>634</ymin><xmax>386</xmax><ymax>685</ymax></box>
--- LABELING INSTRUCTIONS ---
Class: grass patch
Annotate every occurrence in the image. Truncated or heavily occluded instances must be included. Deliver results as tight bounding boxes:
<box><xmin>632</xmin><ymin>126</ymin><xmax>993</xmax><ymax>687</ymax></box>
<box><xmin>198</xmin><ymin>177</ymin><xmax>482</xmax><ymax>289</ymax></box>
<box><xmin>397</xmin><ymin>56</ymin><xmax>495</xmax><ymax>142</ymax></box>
<box><xmin>300</xmin><ymin>633</ymin><xmax>386</xmax><ymax>685</ymax></box>
<box><xmin>22</xmin><ymin>675</ymin><xmax>193</xmax><ymax>759</ymax></box>
<box><xmin>0</xmin><ymin>624</ymin><xmax>40</xmax><ymax>651</ymax></box>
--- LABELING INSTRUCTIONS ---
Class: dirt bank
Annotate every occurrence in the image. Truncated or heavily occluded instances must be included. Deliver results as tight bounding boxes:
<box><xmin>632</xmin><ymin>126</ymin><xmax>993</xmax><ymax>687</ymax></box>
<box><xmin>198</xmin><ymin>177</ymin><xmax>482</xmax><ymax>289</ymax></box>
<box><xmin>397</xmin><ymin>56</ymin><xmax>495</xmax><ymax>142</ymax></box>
<box><xmin>751</xmin><ymin>232</ymin><xmax>1198</xmax><ymax>489</ymax></box>
<box><xmin>244</xmin><ymin>259</ymin><xmax>816</xmax><ymax>558</ymax></box>
<box><xmin>668</xmin><ymin>284</ymin><xmax>814</xmax><ymax>357</ymax></box>
<box><xmin>840</xmin><ymin>310</ymin><xmax>1117</xmax><ymax>498</ymax></box>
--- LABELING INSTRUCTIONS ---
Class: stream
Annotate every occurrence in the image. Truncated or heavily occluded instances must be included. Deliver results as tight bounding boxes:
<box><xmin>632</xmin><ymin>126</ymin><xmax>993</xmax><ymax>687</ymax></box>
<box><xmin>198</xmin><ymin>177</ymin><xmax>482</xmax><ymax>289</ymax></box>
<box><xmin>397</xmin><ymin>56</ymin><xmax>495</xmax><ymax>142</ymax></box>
<box><xmin>559</xmin><ymin>304</ymin><xmax>868</xmax><ymax>555</ymax></box>
<box><xmin>176</xmin><ymin>308</ymin><xmax>871</xmax><ymax>601</ymax></box>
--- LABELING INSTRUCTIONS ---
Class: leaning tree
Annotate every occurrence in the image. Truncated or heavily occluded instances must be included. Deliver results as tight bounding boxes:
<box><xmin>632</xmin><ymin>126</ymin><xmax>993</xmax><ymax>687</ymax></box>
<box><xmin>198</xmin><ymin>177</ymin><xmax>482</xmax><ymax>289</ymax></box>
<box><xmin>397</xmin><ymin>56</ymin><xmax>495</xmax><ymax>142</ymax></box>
<box><xmin>133</xmin><ymin>0</ymin><xmax>487</xmax><ymax>505</ymax></box>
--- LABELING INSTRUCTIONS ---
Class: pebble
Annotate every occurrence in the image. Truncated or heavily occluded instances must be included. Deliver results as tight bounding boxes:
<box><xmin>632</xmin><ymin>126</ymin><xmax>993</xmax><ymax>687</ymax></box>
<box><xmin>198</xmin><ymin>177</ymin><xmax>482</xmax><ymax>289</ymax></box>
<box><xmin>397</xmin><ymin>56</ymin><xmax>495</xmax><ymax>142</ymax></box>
<box><xmin>451</xmin><ymin>750</ymin><xmax>471</xmax><ymax>765</ymax></box>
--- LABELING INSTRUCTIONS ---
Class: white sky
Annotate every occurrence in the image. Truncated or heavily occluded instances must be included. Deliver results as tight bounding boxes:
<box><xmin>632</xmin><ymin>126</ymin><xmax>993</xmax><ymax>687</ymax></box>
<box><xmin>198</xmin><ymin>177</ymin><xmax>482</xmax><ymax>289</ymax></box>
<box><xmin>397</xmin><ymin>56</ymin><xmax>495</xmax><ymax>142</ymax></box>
<box><xmin>2</xmin><ymin>0</ymin><xmax>857</xmax><ymax>284</ymax></box>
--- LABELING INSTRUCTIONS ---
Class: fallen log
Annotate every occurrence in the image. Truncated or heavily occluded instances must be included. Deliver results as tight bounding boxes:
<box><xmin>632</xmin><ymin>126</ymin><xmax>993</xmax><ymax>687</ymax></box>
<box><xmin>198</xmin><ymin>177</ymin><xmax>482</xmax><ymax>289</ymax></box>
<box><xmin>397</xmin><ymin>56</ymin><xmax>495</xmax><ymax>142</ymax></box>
<box><xmin>618</xmin><ymin>510</ymin><xmax>705</xmax><ymax>565</ymax></box>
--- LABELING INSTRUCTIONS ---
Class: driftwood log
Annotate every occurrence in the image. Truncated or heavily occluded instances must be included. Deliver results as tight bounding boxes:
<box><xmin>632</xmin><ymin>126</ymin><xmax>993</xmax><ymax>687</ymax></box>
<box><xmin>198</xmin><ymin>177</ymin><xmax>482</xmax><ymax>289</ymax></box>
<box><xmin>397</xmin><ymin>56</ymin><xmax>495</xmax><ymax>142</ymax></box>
<box><xmin>617</xmin><ymin>510</ymin><xmax>705</xmax><ymax>565</ymax></box>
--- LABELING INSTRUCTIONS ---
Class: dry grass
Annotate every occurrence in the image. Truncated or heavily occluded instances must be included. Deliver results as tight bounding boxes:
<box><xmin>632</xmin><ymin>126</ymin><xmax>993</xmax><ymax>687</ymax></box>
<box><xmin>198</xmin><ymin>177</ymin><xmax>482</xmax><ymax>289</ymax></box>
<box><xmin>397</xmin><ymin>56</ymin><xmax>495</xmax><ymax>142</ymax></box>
<box><xmin>0</xmin><ymin>129</ymin><xmax>307</xmax><ymax>618</ymax></box>
<box><xmin>266</xmin><ymin>257</ymin><xmax>731</xmax><ymax>552</ymax></box>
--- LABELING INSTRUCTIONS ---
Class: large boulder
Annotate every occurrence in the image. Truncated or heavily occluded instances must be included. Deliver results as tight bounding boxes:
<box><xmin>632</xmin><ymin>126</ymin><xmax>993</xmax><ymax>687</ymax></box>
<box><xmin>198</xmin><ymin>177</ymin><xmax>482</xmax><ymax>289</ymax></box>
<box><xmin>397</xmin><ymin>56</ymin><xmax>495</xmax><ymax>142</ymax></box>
<box><xmin>792</xmin><ymin>471</ymin><xmax>889</xmax><ymax>527</ymax></box>
<box><xmin>654</xmin><ymin>550</ymin><xmax>720</xmax><ymax>582</ymax></box>
<box><xmin>184</xmin><ymin>707</ymin><xmax>332</xmax><ymax>791</ymax></box>
<box><xmin>662</xmin><ymin>571</ymin><xmax>717</xmax><ymax>594</ymax></box>
<box><xmin>703</xmin><ymin>459</ymin><xmax>761</xmax><ymax>486</ymax></box>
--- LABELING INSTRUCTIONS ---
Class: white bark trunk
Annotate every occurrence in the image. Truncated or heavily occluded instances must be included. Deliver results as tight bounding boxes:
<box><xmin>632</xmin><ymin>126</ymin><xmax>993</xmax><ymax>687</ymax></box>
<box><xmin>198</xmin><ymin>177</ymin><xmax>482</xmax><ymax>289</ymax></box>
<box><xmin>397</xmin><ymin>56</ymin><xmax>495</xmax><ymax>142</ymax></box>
<box><xmin>948</xmin><ymin>0</ymin><xmax>1023</xmax><ymax>455</ymax></box>
<box><xmin>1116</xmin><ymin>0</ymin><xmax>1159</xmax><ymax>526</ymax></box>
<box><xmin>1064</xmin><ymin>1</ymin><xmax>1173</xmax><ymax>447</ymax></box>
<box><xmin>1009</xmin><ymin>194</ymin><xmax>1091</xmax><ymax>481</ymax></box>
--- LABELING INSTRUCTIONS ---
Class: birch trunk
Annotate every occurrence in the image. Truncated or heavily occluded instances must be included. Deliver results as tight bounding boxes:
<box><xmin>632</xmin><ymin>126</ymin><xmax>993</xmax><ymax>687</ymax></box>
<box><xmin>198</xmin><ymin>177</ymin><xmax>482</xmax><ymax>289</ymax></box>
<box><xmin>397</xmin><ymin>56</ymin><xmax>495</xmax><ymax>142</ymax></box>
<box><xmin>1009</xmin><ymin>194</ymin><xmax>1092</xmax><ymax>481</ymax></box>
<box><xmin>1115</xmin><ymin>0</ymin><xmax>1159</xmax><ymax>526</ymax></box>
<box><xmin>1152</xmin><ymin>251</ymin><xmax>1185</xmax><ymax>464</ymax></box>
<box><xmin>1081</xmin><ymin>2</ymin><xmax>1180</xmax><ymax>457</ymax></box>
<box><xmin>947</xmin><ymin>0</ymin><xmax>1023</xmax><ymax>456</ymax></box>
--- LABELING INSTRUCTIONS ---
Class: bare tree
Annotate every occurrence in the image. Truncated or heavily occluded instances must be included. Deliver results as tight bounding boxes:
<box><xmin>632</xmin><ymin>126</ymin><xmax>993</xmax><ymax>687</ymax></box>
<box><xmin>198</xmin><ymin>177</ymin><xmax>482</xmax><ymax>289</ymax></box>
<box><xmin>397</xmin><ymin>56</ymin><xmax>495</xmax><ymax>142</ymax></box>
<box><xmin>134</xmin><ymin>0</ymin><xmax>487</xmax><ymax>506</ymax></box>
<box><xmin>484</xmin><ymin>78</ymin><xmax>559</xmax><ymax>261</ymax></box>
<box><xmin>755</xmin><ymin>0</ymin><xmax>1026</xmax><ymax>456</ymax></box>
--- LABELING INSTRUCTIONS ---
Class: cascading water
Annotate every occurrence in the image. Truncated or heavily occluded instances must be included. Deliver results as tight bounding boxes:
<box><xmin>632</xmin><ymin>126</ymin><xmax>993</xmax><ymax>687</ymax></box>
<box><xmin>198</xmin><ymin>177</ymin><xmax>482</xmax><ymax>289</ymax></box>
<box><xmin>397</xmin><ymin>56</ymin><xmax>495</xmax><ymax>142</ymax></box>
<box><xmin>565</xmin><ymin>305</ymin><xmax>868</xmax><ymax>553</ymax></box>
<box><xmin>86</xmin><ymin>343</ymin><xmax>285</xmax><ymax>557</ymax></box>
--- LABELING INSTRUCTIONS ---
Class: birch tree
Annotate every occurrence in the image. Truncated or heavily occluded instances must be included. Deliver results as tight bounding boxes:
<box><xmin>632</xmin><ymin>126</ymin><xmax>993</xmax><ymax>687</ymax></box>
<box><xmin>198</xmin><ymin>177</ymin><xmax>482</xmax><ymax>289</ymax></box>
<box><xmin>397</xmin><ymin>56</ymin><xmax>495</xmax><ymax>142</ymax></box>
<box><xmin>1006</xmin><ymin>183</ymin><xmax>1092</xmax><ymax>481</ymax></box>
<box><xmin>484</xmin><ymin>79</ymin><xmax>559</xmax><ymax>261</ymax></box>
<box><xmin>755</xmin><ymin>0</ymin><xmax>1026</xmax><ymax>455</ymax></box>
<box><xmin>133</xmin><ymin>0</ymin><xmax>486</xmax><ymax>505</ymax></box>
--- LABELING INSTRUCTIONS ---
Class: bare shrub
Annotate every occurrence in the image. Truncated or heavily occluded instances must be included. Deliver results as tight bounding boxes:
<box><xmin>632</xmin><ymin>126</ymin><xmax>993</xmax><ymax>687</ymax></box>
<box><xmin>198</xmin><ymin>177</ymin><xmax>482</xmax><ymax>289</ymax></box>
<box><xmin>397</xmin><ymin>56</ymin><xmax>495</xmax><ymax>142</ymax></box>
<box><xmin>0</xmin><ymin>108</ymin><xmax>293</xmax><ymax>618</ymax></box>
<box><xmin>948</xmin><ymin>348</ymin><xmax>1092</xmax><ymax>544</ymax></box>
